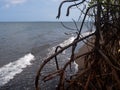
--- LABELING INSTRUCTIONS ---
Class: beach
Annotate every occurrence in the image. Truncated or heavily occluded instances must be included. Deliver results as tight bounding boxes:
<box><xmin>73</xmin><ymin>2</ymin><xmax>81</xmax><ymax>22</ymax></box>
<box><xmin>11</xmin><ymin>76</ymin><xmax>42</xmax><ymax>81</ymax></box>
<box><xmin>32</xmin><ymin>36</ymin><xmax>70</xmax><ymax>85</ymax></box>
<box><xmin>75</xmin><ymin>38</ymin><xmax>94</xmax><ymax>70</ymax></box>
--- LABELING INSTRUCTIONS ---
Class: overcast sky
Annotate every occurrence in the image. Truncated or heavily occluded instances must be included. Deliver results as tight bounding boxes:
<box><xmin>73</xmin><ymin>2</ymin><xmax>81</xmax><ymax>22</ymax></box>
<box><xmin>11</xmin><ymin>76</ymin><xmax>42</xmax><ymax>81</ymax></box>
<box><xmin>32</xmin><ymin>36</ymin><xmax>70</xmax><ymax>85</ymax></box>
<box><xmin>0</xmin><ymin>0</ymin><xmax>81</xmax><ymax>22</ymax></box>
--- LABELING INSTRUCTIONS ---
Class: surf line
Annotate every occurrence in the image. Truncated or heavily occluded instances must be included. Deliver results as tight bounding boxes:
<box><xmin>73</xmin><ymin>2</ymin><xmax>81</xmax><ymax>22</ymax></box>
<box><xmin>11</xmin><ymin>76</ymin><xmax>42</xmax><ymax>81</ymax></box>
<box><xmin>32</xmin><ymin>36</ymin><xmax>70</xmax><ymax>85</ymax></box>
<box><xmin>0</xmin><ymin>53</ymin><xmax>35</xmax><ymax>86</ymax></box>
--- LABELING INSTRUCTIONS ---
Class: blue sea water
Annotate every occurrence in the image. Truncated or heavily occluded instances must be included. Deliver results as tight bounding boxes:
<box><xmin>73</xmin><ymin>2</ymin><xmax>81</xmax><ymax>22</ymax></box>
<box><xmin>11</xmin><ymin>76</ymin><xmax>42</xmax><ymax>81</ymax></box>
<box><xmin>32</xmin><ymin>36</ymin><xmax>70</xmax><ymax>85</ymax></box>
<box><xmin>0</xmin><ymin>22</ymin><xmax>93</xmax><ymax>90</ymax></box>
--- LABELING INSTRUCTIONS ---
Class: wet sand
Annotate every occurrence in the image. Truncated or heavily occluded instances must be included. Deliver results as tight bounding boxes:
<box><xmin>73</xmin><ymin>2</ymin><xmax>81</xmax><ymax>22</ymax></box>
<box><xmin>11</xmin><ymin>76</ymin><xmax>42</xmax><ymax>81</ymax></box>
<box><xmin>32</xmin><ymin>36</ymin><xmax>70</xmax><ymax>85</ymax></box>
<box><xmin>75</xmin><ymin>38</ymin><xmax>94</xmax><ymax>70</ymax></box>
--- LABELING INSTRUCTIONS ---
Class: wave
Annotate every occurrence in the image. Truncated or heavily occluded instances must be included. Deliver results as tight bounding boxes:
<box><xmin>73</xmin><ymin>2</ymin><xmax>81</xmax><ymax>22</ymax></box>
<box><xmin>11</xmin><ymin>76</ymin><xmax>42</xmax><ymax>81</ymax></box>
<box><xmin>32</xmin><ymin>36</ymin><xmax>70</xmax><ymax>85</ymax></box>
<box><xmin>80</xmin><ymin>31</ymin><xmax>95</xmax><ymax>38</ymax></box>
<box><xmin>48</xmin><ymin>31</ymin><xmax>94</xmax><ymax>55</ymax></box>
<box><xmin>48</xmin><ymin>36</ymin><xmax>76</xmax><ymax>56</ymax></box>
<box><xmin>0</xmin><ymin>53</ymin><xmax>35</xmax><ymax>86</ymax></box>
<box><xmin>47</xmin><ymin>31</ymin><xmax>94</xmax><ymax>72</ymax></box>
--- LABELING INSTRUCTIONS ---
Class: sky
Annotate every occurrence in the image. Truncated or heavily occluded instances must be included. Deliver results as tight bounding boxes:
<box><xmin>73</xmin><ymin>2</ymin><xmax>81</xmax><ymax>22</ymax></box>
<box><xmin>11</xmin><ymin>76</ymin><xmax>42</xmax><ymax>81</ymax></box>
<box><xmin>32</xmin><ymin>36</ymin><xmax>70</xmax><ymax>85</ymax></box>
<box><xmin>0</xmin><ymin>0</ymin><xmax>81</xmax><ymax>22</ymax></box>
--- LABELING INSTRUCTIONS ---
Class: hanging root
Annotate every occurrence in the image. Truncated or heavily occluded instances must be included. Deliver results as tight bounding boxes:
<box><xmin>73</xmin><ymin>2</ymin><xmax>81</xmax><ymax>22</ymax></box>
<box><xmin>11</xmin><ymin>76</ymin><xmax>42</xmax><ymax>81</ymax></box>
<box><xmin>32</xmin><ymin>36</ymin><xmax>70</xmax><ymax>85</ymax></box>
<box><xmin>35</xmin><ymin>0</ymin><xmax>120</xmax><ymax>90</ymax></box>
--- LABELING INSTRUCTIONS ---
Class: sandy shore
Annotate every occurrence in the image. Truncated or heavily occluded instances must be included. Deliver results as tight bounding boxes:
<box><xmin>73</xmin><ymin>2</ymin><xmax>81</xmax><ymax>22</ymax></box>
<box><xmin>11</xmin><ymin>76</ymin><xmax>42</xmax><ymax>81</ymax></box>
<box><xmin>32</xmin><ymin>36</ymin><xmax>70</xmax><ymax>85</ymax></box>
<box><xmin>75</xmin><ymin>38</ymin><xmax>94</xmax><ymax>70</ymax></box>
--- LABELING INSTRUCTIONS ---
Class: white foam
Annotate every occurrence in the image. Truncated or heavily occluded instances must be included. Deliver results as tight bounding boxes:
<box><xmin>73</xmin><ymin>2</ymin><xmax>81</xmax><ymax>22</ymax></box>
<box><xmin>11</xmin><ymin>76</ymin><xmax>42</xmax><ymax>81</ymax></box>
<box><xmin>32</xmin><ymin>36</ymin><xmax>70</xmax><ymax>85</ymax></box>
<box><xmin>59</xmin><ymin>36</ymin><xmax>75</xmax><ymax>47</ymax></box>
<box><xmin>73</xmin><ymin>61</ymin><xmax>79</xmax><ymax>73</ymax></box>
<box><xmin>59</xmin><ymin>31</ymin><xmax>95</xmax><ymax>48</ymax></box>
<box><xmin>0</xmin><ymin>53</ymin><xmax>35</xmax><ymax>86</ymax></box>
<box><xmin>48</xmin><ymin>31</ymin><xmax>94</xmax><ymax>55</ymax></box>
<box><xmin>48</xmin><ymin>36</ymin><xmax>76</xmax><ymax>56</ymax></box>
<box><xmin>80</xmin><ymin>31</ymin><xmax>95</xmax><ymax>38</ymax></box>
<box><xmin>47</xmin><ymin>31</ymin><xmax>94</xmax><ymax>73</ymax></box>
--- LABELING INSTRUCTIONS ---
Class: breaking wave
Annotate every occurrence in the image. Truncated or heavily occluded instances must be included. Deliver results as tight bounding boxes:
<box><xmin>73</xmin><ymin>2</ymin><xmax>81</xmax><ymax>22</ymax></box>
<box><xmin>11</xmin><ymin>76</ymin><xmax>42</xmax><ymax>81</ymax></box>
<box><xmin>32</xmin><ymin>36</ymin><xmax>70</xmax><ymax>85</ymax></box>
<box><xmin>47</xmin><ymin>31</ymin><xmax>94</xmax><ymax>72</ymax></box>
<box><xmin>0</xmin><ymin>53</ymin><xmax>35</xmax><ymax>86</ymax></box>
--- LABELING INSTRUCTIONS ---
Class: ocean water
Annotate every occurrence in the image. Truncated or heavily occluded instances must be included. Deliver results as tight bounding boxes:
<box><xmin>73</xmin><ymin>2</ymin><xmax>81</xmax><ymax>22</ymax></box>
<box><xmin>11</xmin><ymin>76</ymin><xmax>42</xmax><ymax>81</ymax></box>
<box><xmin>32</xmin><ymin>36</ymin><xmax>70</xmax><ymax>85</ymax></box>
<box><xmin>0</xmin><ymin>22</ymin><xmax>93</xmax><ymax>90</ymax></box>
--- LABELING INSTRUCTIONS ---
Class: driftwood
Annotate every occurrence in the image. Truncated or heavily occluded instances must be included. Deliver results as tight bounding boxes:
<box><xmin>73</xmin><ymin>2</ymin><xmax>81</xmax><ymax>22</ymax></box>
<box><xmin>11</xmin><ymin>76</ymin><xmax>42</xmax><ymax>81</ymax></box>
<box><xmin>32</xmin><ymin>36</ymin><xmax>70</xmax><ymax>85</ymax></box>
<box><xmin>35</xmin><ymin>0</ymin><xmax>120</xmax><ymax>90</ymax></box>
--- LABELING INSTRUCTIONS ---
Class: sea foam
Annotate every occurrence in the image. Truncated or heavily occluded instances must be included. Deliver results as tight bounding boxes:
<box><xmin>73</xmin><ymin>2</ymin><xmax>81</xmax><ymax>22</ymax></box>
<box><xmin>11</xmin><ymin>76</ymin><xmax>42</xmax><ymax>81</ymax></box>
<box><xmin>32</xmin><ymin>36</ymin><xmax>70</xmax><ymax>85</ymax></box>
<box><xmin>48</xmin><ymin>31</ymin><xmax>95</xmax><ymax>72</ymax></box>
<box><xmin>0</xmin><ymin>53</ymin><xmax>35</xmax><ymax>86</ymax></box>
<box><xmin>48</xmin><ymin>36</ymin><xmax>76</xmax><ymax>56</ymax></box>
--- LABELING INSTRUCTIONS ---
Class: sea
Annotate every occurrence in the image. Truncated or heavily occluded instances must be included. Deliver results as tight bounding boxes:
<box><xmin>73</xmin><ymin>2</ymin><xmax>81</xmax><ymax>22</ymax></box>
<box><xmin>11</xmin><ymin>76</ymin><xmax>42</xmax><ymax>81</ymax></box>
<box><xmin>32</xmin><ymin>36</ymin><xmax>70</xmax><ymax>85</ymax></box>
<box><xmin>0</xmin><ymin>22</ymin><xmax>94</xmax><ymax>90</ymax></box>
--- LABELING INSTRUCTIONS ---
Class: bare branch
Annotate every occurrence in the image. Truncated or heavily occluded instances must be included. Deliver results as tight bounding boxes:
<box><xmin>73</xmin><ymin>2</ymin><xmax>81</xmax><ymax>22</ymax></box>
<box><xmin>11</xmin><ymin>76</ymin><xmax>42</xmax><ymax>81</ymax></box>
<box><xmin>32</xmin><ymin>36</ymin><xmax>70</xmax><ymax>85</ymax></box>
<box><xmin>66</xmin><ymin>0</ymin><xmax>86</xmax><ymax>16</ymax></box>
<box><xmin>35</xmin><ymin>33</ymin><xmax>94</xmax><ymax>90</ymax></box>
<box><xmin>56</xmin><ymin>0</ymin><xmax>78</xmax><ymax>19</ymax></box>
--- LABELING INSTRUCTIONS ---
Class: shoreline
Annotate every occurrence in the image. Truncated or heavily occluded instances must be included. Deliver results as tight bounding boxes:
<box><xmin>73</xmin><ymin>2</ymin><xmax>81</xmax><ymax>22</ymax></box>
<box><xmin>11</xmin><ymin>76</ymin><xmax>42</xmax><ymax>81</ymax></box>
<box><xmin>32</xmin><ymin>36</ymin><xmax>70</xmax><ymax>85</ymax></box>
<box><xmin>75</xmin><ymin>38</ymin><xmax>94</xmax><ymax>71</ymax></box>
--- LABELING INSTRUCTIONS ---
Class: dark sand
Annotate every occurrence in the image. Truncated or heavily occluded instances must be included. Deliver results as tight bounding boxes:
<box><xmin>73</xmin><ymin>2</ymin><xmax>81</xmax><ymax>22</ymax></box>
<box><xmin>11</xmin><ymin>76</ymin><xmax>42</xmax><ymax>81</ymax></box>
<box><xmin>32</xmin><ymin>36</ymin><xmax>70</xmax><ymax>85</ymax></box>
<box><xmin>75</xmin><ymin>38</ymin><xmax>94</xmax><ymax>70</ymax></box>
